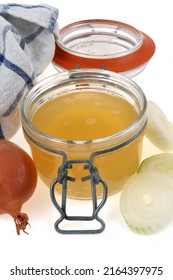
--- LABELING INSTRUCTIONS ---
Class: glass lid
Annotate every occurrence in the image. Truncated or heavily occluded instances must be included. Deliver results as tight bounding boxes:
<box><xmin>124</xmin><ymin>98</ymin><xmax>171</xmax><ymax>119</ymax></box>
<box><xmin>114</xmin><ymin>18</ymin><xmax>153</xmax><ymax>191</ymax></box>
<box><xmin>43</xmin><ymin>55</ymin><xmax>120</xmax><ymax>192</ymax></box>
<box><xmin>53</xmin><ymin>19</ymin><xmax>155</xmax><ymax>78</ymax></box>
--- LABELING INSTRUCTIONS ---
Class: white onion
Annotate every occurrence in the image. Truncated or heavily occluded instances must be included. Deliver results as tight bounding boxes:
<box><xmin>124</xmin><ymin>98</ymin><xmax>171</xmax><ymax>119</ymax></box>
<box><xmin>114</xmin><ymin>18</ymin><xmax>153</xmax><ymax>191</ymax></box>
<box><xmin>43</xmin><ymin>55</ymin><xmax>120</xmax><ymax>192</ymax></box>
<box><xmin>138</xmin><ymin>153</ymin><xmax>173</xmax><ymax>178</ymax></box>
<box><xmin>120</xmin><ymin>172</ymin><xmax>173</xmax><ymax>234</ymax></box>
<box><xmin>146</xmin><ymin>100</ymin><xmax>173</xmax><ymax>152</ymax></box>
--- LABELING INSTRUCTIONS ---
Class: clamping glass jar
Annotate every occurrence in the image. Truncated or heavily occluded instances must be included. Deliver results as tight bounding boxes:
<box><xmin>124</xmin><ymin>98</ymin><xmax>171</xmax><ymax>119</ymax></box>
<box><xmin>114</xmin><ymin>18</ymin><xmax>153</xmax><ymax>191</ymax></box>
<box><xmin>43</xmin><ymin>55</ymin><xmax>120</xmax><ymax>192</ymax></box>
<box><xmin>22</xmin><ymin>69</ymin><xmax>147</xmax><ymax>200</ymax></box>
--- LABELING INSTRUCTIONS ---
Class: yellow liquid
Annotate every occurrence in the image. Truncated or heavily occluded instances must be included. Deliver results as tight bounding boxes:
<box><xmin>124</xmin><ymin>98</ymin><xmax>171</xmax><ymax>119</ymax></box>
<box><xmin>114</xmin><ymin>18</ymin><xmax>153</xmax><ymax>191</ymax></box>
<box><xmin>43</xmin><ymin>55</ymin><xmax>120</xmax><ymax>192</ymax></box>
<box><xmin>28</xmin><ymin>90</ymin><xmax>144</xmax><ymax>199</ymax></box>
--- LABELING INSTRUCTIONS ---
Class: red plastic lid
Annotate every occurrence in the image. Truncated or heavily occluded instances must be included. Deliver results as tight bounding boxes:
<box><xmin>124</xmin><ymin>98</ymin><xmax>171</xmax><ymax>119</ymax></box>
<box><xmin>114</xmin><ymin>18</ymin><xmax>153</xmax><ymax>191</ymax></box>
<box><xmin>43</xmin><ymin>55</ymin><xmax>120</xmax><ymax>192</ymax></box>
<box><xmin>53</xmin><ymin>19</ymin><xmax>155</xmax><ymax>77</ymax></box>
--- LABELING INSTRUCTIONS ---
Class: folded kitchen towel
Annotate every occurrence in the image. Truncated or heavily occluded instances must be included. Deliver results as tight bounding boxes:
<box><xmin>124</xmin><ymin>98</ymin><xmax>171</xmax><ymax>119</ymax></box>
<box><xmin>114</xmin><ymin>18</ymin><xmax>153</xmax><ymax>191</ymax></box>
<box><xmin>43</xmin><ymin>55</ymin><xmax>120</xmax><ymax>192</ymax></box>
<box><xmin>0</xmin><ymin>3</ymin><xmax>58</xmax><ymax>139</ymax></box>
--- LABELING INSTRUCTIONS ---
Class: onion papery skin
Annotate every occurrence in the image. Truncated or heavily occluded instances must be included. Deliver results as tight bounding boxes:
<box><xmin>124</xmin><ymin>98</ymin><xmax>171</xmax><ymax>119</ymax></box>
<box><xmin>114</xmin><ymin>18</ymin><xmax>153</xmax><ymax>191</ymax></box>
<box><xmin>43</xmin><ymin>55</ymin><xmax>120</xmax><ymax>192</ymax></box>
<box><xmin>0</xmin><ymin>139</ymin><xmax>37</xmax><ymax>235</ymax></box>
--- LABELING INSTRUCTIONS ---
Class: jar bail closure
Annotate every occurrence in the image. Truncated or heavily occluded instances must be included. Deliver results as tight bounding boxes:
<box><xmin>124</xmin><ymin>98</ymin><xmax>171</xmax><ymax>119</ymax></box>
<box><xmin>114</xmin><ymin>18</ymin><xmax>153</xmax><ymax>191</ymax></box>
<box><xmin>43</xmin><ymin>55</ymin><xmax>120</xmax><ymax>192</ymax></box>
<box><xmin>50</xmin><ymin>156</ymin><xmax>108</xmax><ymax>234</ymax></box>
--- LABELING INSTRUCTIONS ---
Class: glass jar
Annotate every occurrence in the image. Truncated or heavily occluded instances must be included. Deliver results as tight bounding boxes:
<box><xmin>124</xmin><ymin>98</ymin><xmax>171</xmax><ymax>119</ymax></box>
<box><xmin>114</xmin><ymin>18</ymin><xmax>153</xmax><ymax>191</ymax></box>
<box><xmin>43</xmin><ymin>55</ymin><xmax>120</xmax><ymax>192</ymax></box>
<box><xmin>21</xmin><ymin>69</ymin><xmax>147</xmax><ymax>200</ymax></box>
<box><xmin>53</xmin><ymin>19</ymin><xmax>155</xmax><ymax>78</ymax></box>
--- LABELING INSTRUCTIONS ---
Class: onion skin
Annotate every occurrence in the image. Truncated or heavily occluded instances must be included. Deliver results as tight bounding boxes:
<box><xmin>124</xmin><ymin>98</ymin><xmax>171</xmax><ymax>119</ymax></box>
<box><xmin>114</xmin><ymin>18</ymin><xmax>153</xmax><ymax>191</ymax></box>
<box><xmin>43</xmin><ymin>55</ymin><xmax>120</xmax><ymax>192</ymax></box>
<box><xmin>0</xmin><ymin>139</ymin><xmax>37</xmax><ymax>235</ymax></box>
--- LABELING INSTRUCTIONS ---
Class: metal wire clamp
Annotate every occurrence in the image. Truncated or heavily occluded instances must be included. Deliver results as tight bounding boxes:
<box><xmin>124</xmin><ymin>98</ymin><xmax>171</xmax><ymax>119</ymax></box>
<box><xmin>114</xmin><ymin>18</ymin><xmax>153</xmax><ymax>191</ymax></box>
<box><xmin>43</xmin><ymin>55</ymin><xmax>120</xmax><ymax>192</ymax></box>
<box><xmin>50</xmin><ymin>157</ymin><xmax>108</xmax><ymax>234</ymax></box>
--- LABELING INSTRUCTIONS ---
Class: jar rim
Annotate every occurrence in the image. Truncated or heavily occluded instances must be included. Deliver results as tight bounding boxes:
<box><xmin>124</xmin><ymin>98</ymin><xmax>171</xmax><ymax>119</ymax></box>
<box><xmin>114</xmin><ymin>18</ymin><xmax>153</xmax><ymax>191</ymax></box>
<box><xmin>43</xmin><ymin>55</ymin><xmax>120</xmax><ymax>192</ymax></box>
<box><xmin>53</xmin><ymin>19</ymin><xmax>155</xmax><ymax>77</ymax></box>
<box><xmin>22</xmin><ymin>69</ymin><xmax>147</xmax><ymax>148</ymax></box>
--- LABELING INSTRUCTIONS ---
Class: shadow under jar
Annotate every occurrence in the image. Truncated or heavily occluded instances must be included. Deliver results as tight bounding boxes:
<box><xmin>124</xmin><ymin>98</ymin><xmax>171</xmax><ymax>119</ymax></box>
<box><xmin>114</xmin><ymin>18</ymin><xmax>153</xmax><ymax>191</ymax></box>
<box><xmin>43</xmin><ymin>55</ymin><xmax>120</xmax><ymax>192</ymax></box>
<box><xmin>21</xmin><ymin>69</ymin><xmax>147</xmax><ymax>200</ymax></box>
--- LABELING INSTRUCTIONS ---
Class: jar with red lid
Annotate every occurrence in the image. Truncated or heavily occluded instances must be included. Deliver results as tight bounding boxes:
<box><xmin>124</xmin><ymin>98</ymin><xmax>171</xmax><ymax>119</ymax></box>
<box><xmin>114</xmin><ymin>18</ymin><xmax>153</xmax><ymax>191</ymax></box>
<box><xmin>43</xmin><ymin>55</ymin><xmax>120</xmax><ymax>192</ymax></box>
<box><xmin>21</xmin><ymin>19</ymin><xmax>154</xmax><ymax>233</ymax></box>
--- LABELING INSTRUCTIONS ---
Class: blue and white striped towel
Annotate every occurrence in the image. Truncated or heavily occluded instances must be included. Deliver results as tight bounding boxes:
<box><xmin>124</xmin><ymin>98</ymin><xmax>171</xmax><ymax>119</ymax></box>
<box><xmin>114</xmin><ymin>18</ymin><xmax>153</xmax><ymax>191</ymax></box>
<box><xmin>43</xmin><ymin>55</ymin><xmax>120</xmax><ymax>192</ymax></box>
<box><xmin>0</xmin><ymin>3</ymin><xmax>58</xmax><ymax>139</ymax></box>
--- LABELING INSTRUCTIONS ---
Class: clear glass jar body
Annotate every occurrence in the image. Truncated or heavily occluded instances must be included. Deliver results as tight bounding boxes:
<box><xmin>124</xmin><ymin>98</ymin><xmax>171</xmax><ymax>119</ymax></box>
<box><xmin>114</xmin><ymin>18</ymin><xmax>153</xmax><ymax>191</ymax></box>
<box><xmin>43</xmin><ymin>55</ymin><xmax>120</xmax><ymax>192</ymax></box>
<box><xmin>22</xmin><ymin>69</ymin><xmax>147</xmax><ymax>199</ymax></box>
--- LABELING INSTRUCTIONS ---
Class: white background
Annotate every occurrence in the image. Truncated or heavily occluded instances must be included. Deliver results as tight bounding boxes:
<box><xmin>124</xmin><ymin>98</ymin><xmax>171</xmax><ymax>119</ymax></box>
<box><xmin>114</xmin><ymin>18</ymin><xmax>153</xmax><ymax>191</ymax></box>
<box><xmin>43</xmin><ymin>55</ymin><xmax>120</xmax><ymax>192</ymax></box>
<box><xmin>1</xmin><ymin>0</ymin><xmax>173</xmax><ymax>279</ymax></box>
